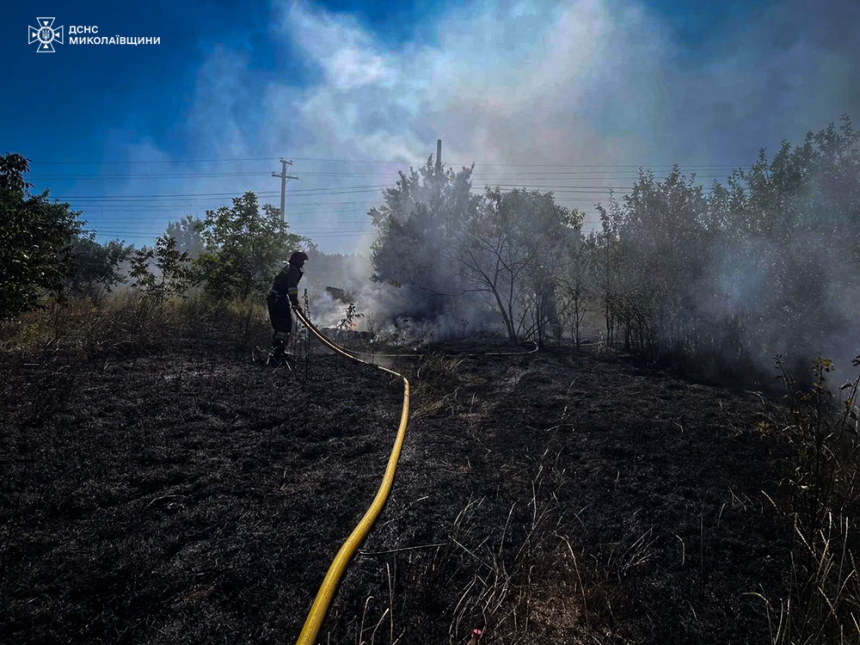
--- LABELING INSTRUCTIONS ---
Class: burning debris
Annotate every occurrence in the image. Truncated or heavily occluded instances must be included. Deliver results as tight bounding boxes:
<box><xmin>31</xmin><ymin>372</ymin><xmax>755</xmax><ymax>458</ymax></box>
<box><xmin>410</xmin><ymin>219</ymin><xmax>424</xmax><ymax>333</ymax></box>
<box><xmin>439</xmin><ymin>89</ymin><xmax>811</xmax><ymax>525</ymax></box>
<box><xmin>320</xmin><ymin>327</ymin><xmax>374</xmax><ymax>343</ymax></box>
<box><xmin>325</xmin><ymin>286</ymin><xmax>354</xmax><ymax>304</ymax></box>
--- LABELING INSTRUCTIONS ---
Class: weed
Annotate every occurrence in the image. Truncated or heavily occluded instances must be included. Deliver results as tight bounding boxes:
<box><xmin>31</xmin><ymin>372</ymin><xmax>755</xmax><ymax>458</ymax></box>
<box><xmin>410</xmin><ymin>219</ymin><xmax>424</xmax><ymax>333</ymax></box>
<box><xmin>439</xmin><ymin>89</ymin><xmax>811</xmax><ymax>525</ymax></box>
<box><xmin>398</xmin><ymin>453</ymin><xmax>615</xmax><ymax>644</ymax></box>
<box><xmin>338</xmin><ymin>303</ymin><xmax>365</xmax><ymax>333</ymax></box>
<box><xmin>757</xmin><ymin>355</ymin><xmax>860</xmax><ymax>644</ymax></box>
<box><xmin>411</xmin><ymin>353</ymin><xmax>465</xmax><ymax>419</ymax></box>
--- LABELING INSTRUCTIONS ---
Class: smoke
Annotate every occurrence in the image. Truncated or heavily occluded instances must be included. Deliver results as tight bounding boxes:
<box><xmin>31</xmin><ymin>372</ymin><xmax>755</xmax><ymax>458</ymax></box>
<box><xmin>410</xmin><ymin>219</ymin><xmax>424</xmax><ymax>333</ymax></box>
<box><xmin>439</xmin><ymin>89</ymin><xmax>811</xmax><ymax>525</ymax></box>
<box><xmin>652</xmin><ymin>139</ymin><xmax>860</xmax><ymax>384</ymax></box>
<box><xmin>96</xmin><ymin>0</ymin><xmax>860</xmax><ymax>357</ymax></box>
<box><xmin>310</xmin><ymin>263</ymin><xmax>498</xmax><ymax>343</ymax></box>
<box><xmin>107</xmin><ymin>0</ymin><xmax>860</xmax><ymax>251</ymax></box>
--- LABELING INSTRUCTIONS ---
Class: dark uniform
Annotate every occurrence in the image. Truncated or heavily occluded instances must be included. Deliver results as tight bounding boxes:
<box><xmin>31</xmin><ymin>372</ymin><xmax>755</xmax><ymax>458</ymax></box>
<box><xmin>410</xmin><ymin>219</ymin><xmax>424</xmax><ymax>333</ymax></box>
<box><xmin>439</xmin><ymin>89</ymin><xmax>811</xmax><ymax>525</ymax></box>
<box><xmin>267</xmin><ymin>255</ymin><xmax>305</xmax><ymax>358</ymax></box>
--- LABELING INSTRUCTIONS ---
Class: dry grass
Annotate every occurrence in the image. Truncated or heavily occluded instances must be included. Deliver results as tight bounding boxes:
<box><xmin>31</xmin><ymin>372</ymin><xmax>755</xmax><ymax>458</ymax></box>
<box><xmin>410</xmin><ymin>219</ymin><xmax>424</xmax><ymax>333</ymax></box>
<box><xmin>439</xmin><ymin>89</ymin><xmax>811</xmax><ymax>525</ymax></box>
<box><xmin>410</xmin><ymin>353</ymin><xmax>466</xmax><ymax>419</ymax></box>
<box><xmin>395</xmin><ymin>451</ymin><xmax>622</xmax><ymax>644</ymax></box>
<box><xmin>0</xmin><ymin>292</ymin><xmax>272</xmax><ymax>358</ymax></box>
<box><xmin>754</xmin><ymin>356</ymin><xmax>860</xmax><ymax>644</ymax></box>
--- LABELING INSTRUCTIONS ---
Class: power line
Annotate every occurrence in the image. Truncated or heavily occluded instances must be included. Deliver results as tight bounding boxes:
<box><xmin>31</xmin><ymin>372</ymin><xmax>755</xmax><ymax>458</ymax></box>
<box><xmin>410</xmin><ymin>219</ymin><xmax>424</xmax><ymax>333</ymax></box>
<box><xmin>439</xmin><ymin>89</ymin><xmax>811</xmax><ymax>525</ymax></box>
<box><xmin>84</xmin><ymin>215</ymin><xmax>610</xmax><ymax>234</ymax></box>
<box><xmin>31</xmin><ymin>157</ymin><xmax>281</xmax><ymax>165</ymax></box>
<box><xmin>72</xmin><ymin>202</ymin><xmax>382</xmax><ymax>214</ymax></box>
<box><xmin>50</xmin><ymin>178</ymin><xmax>730</xmax><ymax>200</ymax></box>
<box><xmin>31</xmin><ymin>172</ymin><xmax>279</xmax><ymax>179</ymax></box>
<box><xmin>28</xmin><ymin>171</ymin><xmax>736</xmax><ymax>182</ymax></box>
<box><xmin>50</xmin><ymin>186</ymin><xmax>398</xmax><ymax>200</ymax></box>
<box><xmin>89</xmin><ymin>228</ymin><xmax>376</xmax><ymax>236</ymax></box>
<box><xmin>28</xmin><ymin>154</ymin><xmax>750</xmax><ymax>168</ymax></box>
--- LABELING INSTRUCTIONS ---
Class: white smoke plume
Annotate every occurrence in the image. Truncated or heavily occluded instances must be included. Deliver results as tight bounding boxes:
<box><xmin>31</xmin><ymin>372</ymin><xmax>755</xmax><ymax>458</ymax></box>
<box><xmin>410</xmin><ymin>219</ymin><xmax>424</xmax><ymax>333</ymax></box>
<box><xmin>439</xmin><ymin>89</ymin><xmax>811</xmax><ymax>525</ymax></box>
<box><xmin>93</xmin><ymin>0</ymin><xmax>859</xmax><ymax>364</ymax></box>
<box><xmin>104</xmin><ymin>0</ymin><xmax>860</xmax><ymax>253</ymax></box>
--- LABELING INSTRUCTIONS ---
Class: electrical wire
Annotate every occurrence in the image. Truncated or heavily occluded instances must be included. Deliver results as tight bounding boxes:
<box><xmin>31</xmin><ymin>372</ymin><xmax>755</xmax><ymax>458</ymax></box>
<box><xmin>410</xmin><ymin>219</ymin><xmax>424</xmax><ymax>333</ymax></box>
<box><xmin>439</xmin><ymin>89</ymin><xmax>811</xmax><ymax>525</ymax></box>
<box><xmin>23</xmin><ymin>157</ymin><xmax>741</xmax><ymax>246</ymax></box>
<box><xmin>29</xmin><ymin>155</ymin><xmax>748</xmax><ymax>168</ymax></box>
<box><xmin>28</xmin><ymin>171</ymin><xmax>735</xmax><ymax>180</ymax></box>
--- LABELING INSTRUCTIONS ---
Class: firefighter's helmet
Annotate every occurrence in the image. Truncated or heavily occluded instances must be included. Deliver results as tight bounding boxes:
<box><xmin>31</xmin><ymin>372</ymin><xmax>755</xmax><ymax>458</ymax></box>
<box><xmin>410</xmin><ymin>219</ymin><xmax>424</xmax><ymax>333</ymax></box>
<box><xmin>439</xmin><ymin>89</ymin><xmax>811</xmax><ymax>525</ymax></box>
<box><xmin>289</xmin><ymin>251</ymin><xmax>309</xmax><ymax>266</ymax></box>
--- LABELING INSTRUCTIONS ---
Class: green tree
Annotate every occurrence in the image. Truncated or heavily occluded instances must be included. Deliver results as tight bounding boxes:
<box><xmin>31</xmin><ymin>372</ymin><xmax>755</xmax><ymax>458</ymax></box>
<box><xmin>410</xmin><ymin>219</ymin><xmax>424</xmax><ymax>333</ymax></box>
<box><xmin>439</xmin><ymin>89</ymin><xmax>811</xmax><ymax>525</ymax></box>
<box><xmin>195</xmin><ymin>191</ymin><xmax>305</xmax><ymax>302</ymax></box>
<box><xmin>65</xmin><ymin>235</ymin><xmax>131</xmax><ymax>303</ymax></box>
<box><xmin>129</xmin><ymin>234</ymin><xmax>193</xmax><ymax>303</ymax></box>
<box><xmin>514</xmin><ymin>190</ymin><xmax>582</xmax><ymax>346</ymax></box>
<box><xmin>369</xmin><ymin>158</ymin><xmax>580</xmax><ymax>343</ymax></box>
<box><xmin>0</xmin><ymin>153</ymin><xmax>83</xmax><ymax>320</ymax></box>
<box><xmin>591</xmin><ymin>115</ymin><xmax>859</xmax><ymax>371</ymax></box>
<box><xmin>591</xmin><ymin>198</ymin><xmax>624</xmax><ymax>347</ymax></box>
<box><xmin>166</xmin><ymin>215</ymin><xmax>205</xmax><ymax>259</ymax></box>
<box><xmin>556</xmin><ymin>232</ymin><xmax>592</xmax><ymax>348</ymax></box>
<box><xmin>704</xmin><ymin>114</ymin><xmax>860</xmax><ymax>369</ymax></box>
<box><xmin>455</xmin><ymin>188</ymin><xmax>579</xmax><ymax>343</ymax></box>
<box><xmin>369</xmin><ymin>157</ymin><xmax>479</xmax><ymax>310</ymax></box>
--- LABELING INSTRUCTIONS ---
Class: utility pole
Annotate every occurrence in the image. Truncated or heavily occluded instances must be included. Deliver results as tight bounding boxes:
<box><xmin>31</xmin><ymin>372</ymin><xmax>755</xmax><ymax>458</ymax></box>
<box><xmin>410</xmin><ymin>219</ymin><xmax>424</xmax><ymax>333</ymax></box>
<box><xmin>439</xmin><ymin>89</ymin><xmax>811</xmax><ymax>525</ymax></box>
<box><xmin>436</xmin><ymin>139</ymin><xmax>442</xmax><ymax>173</ymax></box>
<box><xmin>272</xmin><ymin>158</ymin><xmax>298</xmax><ymax>223</ymax></box>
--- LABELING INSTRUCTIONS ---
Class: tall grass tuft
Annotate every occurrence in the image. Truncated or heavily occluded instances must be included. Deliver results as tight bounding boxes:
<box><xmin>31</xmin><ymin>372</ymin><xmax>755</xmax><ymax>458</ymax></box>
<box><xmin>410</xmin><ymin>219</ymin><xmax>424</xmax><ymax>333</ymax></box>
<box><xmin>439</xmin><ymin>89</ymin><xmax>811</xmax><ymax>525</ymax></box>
<box><xmin>756</xmin><ymin>355</ymin><xmax>860</xmax><ymax>644</ymax></box>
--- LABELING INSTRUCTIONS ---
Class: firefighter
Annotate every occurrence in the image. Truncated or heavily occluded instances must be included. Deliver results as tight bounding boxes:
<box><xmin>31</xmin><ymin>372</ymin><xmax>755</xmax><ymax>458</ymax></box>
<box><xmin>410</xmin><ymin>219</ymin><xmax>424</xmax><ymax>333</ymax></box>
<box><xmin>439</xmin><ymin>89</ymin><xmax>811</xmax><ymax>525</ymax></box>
<box><xmin>267</xmin><ymin>250</ymin><xmax>308</xmax><ymax>364</ymax></box>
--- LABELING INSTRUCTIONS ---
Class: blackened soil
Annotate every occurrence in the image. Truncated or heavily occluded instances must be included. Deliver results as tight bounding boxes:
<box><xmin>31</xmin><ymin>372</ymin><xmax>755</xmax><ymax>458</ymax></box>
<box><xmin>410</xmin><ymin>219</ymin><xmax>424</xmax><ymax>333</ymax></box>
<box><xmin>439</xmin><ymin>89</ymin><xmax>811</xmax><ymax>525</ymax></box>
<box><xmin>0</xmin><ymin>340</ymin><xmax>789</xmax><ymax>644</ymax></box>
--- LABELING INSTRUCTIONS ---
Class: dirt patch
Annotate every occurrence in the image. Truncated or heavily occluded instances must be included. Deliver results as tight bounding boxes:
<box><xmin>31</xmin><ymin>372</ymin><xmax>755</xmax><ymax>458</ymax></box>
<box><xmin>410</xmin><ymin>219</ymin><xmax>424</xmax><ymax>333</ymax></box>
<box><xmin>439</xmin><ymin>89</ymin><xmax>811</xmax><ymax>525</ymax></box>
<box><xmin>0</xmin><ymin>339</ymin><xmax>789</xmax><ymax>644</ymax></box>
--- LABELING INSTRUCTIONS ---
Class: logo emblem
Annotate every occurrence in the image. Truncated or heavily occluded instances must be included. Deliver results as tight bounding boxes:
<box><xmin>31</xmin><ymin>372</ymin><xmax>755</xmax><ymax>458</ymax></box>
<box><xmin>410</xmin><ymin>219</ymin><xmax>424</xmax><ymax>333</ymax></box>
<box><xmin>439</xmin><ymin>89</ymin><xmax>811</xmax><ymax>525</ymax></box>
<box><xmin>28</xmin><ymin>17</ymin><xmax>64</xmax><ymax>53</ymax></box>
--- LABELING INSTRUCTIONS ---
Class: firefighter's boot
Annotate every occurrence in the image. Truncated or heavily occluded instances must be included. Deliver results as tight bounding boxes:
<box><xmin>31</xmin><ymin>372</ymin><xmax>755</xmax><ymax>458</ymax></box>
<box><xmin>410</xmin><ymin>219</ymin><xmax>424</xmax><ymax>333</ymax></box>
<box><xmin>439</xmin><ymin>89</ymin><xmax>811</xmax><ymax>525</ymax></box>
<box><xmin>267</xmin><ymin>333</ymin><xmax>289</xmax><ymax>366</ymax></box>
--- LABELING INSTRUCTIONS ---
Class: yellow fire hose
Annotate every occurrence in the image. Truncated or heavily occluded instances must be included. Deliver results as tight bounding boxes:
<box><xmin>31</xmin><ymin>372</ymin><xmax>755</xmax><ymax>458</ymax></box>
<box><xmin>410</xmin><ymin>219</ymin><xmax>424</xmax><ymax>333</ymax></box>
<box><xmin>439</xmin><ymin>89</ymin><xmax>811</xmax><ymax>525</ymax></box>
<box><xmin>290</xmin><ymin>309</ymin><xmax>538</xmax><ymax>643</ymax></box>
<box><xmin>293</xmin><ymin>308</ymin><xmax>411</xmax><ymax>645</ymax></box>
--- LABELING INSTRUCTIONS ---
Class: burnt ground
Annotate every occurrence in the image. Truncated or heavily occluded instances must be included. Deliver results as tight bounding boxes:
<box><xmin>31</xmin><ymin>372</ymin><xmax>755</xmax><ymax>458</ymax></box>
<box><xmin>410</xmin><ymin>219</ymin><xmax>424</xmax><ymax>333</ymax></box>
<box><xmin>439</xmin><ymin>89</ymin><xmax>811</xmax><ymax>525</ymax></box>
<box><xmin>0</xmin><ymin>334</ymin><xmax>791</xmax><ymax>645</ymax></box>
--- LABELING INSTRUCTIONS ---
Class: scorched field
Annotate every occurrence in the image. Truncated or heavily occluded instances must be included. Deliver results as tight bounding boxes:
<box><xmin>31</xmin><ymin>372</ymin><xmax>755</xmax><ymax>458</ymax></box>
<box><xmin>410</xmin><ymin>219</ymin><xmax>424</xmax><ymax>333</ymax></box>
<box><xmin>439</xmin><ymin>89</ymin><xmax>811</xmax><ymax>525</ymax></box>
<box><xmin>1</xmin><ymin>333</ymin><xmax>791</xmax><ymax>644</ymax></box>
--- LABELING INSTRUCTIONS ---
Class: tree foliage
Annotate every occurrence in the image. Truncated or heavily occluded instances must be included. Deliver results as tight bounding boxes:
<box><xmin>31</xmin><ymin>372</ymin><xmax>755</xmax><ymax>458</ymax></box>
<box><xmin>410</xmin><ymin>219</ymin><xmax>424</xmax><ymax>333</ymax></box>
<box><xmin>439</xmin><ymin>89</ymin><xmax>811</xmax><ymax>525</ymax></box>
<box><xmin>166</xmin><ymin>215</ymin><xmax>206</xmax><ymax>259</ymax></box>
<box><xmin>0</xmin><ymin>153</ymin><xmax>83</xmax><ymax>320</ymax></box>
<box><xmin>368</xmin><ymin>116</ymin><xmax>857</xmax><ymax>362</ymax></box>
<box><xmin>556</xmin><ymin>233</ymin><xmax>593</xmax><ymax>347</ymax></box>
<box><xmin>368</xmin><ymin>156</ymin><xmax>582</xmax><ymax>343</ymax></box>
<box><xmin>129</xmin><ymin>234</ymin><xmax>193</xmax><ymax>303</ymax></box>
<box><xmin>458</xmin><ymin>188</ymin><xmax>582</xmax><ymax>343</ymax></box>
<box><xmin>195</xmin><ymin>192</ymin><xmax>306</xmax><ymax>302</ymax></box>
<box><xmin>369</xmin><ymin>157</ymin><xmax>479</xmax><ymax>306</ymax></box>
<box><xmin>588</xmin><ymin>115</ymin><xmax>860</xmax><ymax>373</ymax></box>
<box><xmin>65</xmin><ymin>235</ymin><xmax>131</xmax><ymax>302</ymax></box>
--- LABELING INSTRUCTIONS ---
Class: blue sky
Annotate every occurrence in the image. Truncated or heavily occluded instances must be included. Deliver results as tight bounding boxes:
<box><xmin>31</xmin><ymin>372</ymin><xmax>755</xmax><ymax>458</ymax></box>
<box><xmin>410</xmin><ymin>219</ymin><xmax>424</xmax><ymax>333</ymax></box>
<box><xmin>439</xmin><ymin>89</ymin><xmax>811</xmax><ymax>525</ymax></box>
<box><xmin>1</xmin><ymin>0</ymin><xmax>858</xmax><ymax>254</ymax></box>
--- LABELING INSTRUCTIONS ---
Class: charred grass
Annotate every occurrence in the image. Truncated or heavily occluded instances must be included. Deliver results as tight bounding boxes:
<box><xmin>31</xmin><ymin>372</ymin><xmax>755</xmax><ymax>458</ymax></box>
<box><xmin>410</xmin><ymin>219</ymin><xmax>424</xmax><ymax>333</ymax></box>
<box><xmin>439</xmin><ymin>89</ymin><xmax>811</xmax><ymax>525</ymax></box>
<box><xmin>2</xmin><ymin>302</ymin><xmax>849</xmax><ymax>644</ymax></box>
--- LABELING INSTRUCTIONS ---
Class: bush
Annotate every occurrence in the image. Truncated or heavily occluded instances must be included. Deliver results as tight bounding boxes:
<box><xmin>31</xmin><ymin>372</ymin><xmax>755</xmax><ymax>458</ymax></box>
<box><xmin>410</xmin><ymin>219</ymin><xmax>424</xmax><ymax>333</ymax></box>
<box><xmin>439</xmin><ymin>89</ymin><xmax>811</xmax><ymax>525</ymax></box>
<box><xmin>756</xmin><ymin>354</ymin><xmax>860</xmax><ymax>643</ymax></box>
<box><xmin>0</xmin><ymin>153</ymin><xmax>83</xmax><ymax>319</ymax></box>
